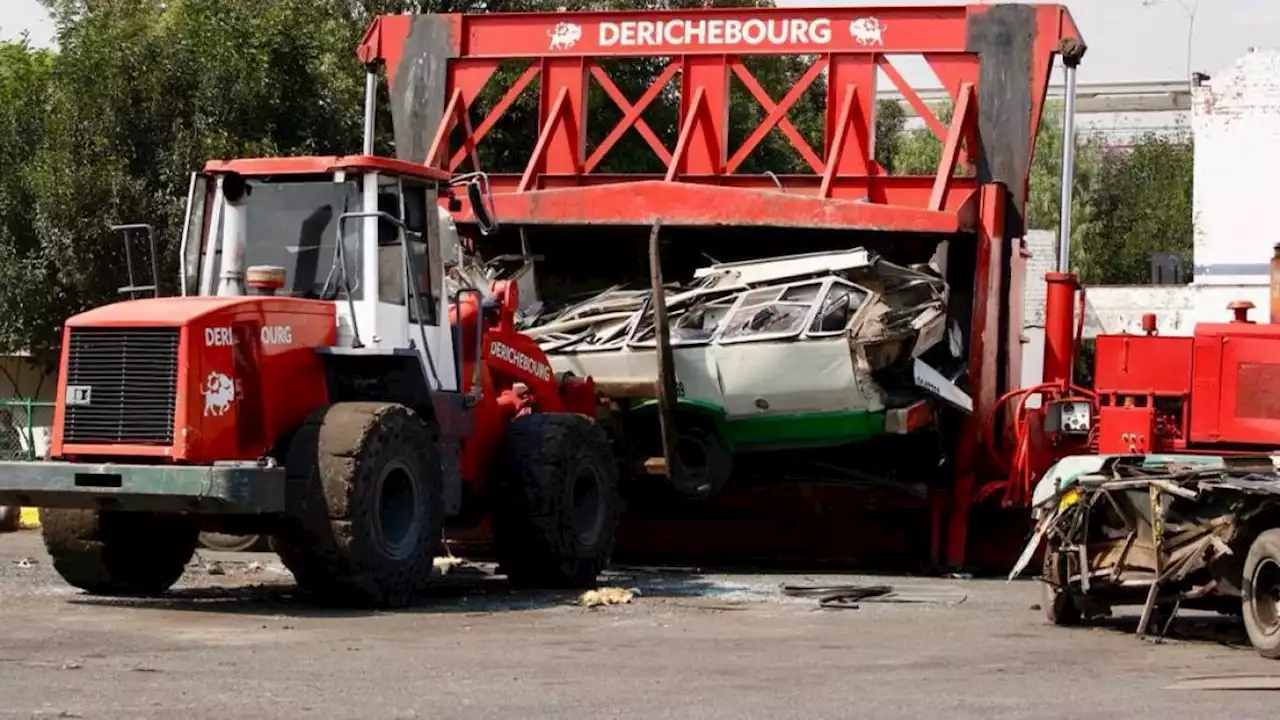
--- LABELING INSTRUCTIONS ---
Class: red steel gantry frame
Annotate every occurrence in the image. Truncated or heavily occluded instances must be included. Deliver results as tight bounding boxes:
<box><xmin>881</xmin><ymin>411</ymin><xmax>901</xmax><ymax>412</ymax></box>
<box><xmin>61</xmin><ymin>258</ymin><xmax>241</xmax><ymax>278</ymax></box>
<box><xmin>357</xmin><ymin>3</ymin><xmax>1084</xmax><ymax>568</ymax></box>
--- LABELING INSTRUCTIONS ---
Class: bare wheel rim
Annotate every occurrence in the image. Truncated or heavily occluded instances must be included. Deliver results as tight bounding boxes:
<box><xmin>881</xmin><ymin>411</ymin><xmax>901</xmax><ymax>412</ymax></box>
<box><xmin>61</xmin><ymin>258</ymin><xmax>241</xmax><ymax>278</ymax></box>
<box><xmin>571</xmin><ymin>465</ymin><xmax>605</xmax><ymax>546</ymax></box>
<box><xmin>375</xmin><ymin>460</ymin><xmax>422</xmax><ymax>562</ymax></box>
<box><xmin>1252</xmin><ymin>557</ymin><xmax>1280</xmax><ymax>635</ymax></box>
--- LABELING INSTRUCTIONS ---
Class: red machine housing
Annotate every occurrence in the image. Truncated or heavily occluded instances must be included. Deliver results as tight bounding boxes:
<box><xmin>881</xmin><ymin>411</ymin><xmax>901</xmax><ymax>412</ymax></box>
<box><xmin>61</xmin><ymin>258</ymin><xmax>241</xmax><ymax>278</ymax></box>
<box><xmin>53</xmin><ymin>296</ymin><xmax>336</xmax><ymax>464</ymax></box>
<box><xmin>994</xmin><ymin>273</ymin><xmax>1280</xmax><ymax>525</ymax></box>
<box><xmin>1092</xmin><ymin>302</ymin><xmax>1280</xmax><ymax>454</ymax></box>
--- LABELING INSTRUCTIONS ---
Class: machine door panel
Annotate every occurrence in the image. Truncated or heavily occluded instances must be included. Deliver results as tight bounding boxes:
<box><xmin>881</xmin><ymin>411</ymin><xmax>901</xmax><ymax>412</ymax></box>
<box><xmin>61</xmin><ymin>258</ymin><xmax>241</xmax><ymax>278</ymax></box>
<box><xmin>1215</xmin><ymin>336</ymin><xmax>1280</xmax><ymax>445</ymax></box>
<box><xmin>367</xmin><ymin>177</ymin><xmax>458</xmax><ymax>392</ymax></box>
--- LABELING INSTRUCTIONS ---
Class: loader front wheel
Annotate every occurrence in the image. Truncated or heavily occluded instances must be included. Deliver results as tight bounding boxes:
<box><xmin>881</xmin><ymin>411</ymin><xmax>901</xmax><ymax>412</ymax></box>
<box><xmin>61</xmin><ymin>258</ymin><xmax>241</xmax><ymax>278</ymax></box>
<box><xmin>493</xmin><ymin>413</ymin><xmax>620</xmax><ymax>589</ymax></box>
<box><xmin>41</xmin><ymin>509</ymin><xmax>197</xmax><ymax>596</ymax></box>
<box><xmin>272</xmin><ymin>402</ymin><xmax>443</xmax><ymax>608</ymax></box>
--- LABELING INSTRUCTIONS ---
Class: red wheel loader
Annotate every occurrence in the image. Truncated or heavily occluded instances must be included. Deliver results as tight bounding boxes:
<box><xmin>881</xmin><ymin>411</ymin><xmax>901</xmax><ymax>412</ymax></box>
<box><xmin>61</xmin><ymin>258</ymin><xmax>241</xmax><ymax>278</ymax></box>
<box><xmin>0</xmin><ymin>144</ymin><xmax>618</xmax><ymax>606</ymax></box>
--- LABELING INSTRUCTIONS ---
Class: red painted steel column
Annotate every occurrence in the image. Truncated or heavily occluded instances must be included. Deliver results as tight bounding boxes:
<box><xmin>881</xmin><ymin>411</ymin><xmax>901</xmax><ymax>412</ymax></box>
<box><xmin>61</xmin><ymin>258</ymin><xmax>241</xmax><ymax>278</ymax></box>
<box><xmin>945</xmin><ymin>183</ymin><xmax>1006</xmax><ymax>569</ymax></box>
<box><xmin>825</xmin><ymin>55</ymin><xmax>876</xmax><ymax>176</ymax></box>
<box><xmin>1042</xmin><ymin>271</ymin><xmax>1078</xmax><ymax>385</ymax></box>
<box><xmin>676</xmin><ymin>55</ymin><xmax>729</xmax><ymax>175</ymax></box>
<box><xmin>539</xmin><ymin>57</ymin><xmax>589</xmax><ymax>176</ymax></box>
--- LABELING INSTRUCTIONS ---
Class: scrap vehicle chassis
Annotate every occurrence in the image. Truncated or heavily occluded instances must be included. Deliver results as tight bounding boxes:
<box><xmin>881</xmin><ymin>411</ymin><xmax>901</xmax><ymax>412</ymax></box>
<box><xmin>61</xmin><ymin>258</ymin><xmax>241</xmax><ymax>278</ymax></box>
<box><xmin>1012</xmin><ymin>453</ymin><xmax>1280</xmax><ymax>658</ymax></box>
<box><xmin>998</xmin><ymin>264</ymin><xmax>1280</xmax><ymax>657</ymax></box>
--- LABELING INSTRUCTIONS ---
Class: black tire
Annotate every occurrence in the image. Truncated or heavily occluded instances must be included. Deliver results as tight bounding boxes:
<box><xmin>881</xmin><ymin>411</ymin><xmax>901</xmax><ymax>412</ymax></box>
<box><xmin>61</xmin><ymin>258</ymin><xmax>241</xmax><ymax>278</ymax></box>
<box><xmin>40</xmin><ymin>509</ymin><xmax>197</xmax><ymax>596</ymax></box>
<box><xmin>1242</xmin><ymin>529</ymin><xmax>1280</xmax><ymax>658</ymax></box>
<box><xmin>672</xmin><ymin>424</ymin><xmax>733</xmax><ymax>500</ymax></box>
<box><xmin>0</xmin><ymin>506</ymin><xmax>19</xmax><ymax>533</ymax></box>
<box><xmin>198</xmin><ymin>532</ymin><xmax>268</xmax><ymax>553</ymax></box>
<box><xmin>1042</xmin><ymin>546</ymin><xmax>1081</xmax><ymax>626</ymax></box>
<box><xmin>492</xmin><ymin>413</ymin><xmax>620</xmax><ymax>589</ymax></box>
<box><xmin>271</xmin><ymin>402</ymin><xmax>443</xmax><ymax>608</ymax></box>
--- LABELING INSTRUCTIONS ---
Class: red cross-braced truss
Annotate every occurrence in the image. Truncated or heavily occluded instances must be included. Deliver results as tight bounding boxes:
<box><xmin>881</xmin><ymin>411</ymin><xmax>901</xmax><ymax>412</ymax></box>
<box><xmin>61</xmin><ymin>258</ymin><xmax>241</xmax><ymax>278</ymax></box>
<box><xmin>359</xmin><ymin>4</ymin><xmax>1082</xmax><ymax>233</ymax></box>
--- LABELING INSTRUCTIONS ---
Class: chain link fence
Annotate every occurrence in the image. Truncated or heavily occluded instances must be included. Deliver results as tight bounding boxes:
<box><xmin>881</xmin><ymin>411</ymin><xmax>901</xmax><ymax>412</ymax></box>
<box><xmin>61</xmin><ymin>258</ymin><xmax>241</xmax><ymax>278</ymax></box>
<box><xmin>0</xmin><ymin>399</ymin><xmax>51</xmax><ymax>531</ymax></box>
<box><xmin>0</xmin><ymin>398</ymin><xmax>54</xmax><ymax>461</ymax></box>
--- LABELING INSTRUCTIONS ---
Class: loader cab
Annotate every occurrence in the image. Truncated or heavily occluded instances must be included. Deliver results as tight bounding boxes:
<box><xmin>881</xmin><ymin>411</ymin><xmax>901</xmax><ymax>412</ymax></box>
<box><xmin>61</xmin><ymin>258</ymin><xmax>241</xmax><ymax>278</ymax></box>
<box><xmin>181</xmin><ymin>155</ymin><xmax>484</xmax><ymax>394</ymax></box>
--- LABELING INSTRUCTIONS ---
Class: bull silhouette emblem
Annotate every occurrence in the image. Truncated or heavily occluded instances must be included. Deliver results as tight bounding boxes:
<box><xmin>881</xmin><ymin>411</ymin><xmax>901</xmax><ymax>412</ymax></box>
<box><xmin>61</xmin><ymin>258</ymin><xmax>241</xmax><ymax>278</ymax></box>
<box><xmin>203</xmin><ymin>371</ymin><xmax>236</xmax><ymax>417</ymax></box>
<box><xmin>548</xmin><ymin>22</ymin><xmax>583</xmax><ymax>50</ymax></box>
<box><xmin>849</xmin><ymin>17</ymin><xmax>885</xmax><ymax>46</ymax></box>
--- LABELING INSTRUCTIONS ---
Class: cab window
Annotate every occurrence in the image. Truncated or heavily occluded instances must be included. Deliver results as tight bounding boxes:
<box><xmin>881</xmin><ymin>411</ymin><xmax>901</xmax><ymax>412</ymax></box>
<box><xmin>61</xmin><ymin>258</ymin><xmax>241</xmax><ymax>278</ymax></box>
<box><xmin>376</xmin><ymin>177</ymin><xmax>438</xmax><ymax>326</ymax></box>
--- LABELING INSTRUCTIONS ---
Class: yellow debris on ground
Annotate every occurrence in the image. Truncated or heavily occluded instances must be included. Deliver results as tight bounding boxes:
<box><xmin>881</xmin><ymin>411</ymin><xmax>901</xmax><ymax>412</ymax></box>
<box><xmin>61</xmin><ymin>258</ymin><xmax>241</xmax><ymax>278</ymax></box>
<box><xmin>19</xmin><ymin>508</ymin><xmax>39</xmax><ymax>529</ymax></box>
<box><xmin>577</xmin><ymin>587</ymin><xmax>634</xmax><ymax>608</ymax></box>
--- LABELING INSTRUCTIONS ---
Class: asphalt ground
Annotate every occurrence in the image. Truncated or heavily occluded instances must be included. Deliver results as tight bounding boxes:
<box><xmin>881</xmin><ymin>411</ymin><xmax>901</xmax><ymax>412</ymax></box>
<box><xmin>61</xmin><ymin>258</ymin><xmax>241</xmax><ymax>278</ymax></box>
<box><xmin>0</xmin><ymin>530</ymin><xmax>1277</xmax><ymax>719</ymax></box>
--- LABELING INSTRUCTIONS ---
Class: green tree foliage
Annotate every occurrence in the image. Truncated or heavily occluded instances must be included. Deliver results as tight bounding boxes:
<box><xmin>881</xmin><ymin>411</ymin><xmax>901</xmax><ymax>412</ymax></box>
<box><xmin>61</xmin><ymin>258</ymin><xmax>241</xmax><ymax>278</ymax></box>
<box><xmin>887</xmin><ymin>99</ymin><xmax>1192</xmax><ymax>286</ymax></box>
<box><xmin>1071</xmin><ymin>131</ymin><xmax>1193</xmax><ymax>285</ymax></box>
<box><xmin>1024</xmin><ymin>102</ymin><xmax>1101</xmax><ymax>255</ymax></box>
<box><xmin>872</xmin><ymin>99</ymin><xmax>906</xmax><ymax>173</ymax></box>
<box><xmin>1</xmin><ymin>0</ymin><xmax>402</xmax><ymax>367</ymax></box>
<box><xmin>881</xmin><ymin>101</ymin><xmax>953</xmax><ymax>176</ymax></box>
<box><xmin>0</xmin><ymin>40</ymin><xmax>56</xmax><ymax>365</ymax></box>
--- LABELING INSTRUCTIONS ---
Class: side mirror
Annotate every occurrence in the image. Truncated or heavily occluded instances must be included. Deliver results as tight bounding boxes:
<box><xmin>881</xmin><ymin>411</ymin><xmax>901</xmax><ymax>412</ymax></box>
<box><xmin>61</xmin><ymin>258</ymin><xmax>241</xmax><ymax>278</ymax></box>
<box><xmin>466</xmin><ymin>181</ymin><xmax>496</xmax><ymax>236</ymax></box>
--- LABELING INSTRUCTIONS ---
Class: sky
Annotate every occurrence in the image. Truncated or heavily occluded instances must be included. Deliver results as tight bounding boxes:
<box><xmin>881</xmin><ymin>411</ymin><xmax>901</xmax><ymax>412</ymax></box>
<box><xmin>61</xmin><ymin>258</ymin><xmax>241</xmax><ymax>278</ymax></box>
<box><xmin>4</xmin><ymin>0</ymin><xmax>1279</xmax><ymax>82</ymax></box>
<box><xmin>772</xmin><ymin>0</ymin><xmax>1280</xmax><ymax>85</ymax></box>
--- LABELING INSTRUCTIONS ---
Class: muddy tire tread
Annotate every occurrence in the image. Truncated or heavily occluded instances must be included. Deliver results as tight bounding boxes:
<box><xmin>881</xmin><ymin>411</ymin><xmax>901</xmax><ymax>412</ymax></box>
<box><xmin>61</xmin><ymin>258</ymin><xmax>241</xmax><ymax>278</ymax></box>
<box><xmin>492</xmin><ymin>413</ymin><xmax>620</xmax><ymax>589</ymax></box>
<box><xmin>41</xmin><ymin>508</ymin><xmax>197</xmax><ymax>596</ymax></box>
<box><xmin>271</xmin><ymin>402</ymin><xmax>442</xmax><ymax>608</ymax></box>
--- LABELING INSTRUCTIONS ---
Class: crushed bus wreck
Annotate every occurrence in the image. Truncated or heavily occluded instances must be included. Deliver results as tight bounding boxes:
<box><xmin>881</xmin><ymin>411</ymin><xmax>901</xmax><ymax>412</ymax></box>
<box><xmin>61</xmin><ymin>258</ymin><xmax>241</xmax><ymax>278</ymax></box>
<box><xmin>450</xmin><ymin>245</ymin><xmax>971</xmax><ymax>502</ymax></box>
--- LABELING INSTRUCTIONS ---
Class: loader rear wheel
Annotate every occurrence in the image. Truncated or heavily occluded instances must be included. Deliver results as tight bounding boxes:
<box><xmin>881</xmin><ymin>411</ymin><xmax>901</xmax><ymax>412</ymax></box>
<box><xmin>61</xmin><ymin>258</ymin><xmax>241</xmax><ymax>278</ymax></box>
<box><xmin>493</xmin><ymin>413</ymin><xmax>620</xmax><ymax>589</ymax></box>
<box><xmin>271</xmin><ymin>402</ymin><xmax>443</xmax><ymax>608</ymax></box>
<box><xmin>1242</xmin><ymin>529</ymin><xmax>1280</xmax><ymax>658</ymax></box>
<box><xmin>40</xmin><ymin>509</ymin><xmax>197</xmax><ymax>596</ymax></box>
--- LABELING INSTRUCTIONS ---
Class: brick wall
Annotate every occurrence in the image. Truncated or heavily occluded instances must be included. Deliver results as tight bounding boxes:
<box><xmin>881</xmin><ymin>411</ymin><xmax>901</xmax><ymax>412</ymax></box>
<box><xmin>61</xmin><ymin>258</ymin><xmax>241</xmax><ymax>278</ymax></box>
<box><xmin>1191</xmin><ymin>48</ymin><xmax>1280</xmax><ymax>286</ymax></box>
<box><xmin>1019</xmin><ymin>230</ymin><xmax>1057</xmax><ymax>387</ymax></box>
<box><xmin>1022</xmin><ymin>229</ymin><xmax>1056</xmax><ymax>327</ymax></box>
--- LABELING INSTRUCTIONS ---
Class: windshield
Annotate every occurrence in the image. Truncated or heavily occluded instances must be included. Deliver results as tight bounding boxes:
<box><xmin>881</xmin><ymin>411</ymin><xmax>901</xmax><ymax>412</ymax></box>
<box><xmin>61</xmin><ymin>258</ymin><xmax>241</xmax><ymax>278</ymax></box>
<box><xmin>194</xmin><ymin>178</ymin><xmax>363</xmax><ymax>299</ymax></box>
<box><xmin>243</xmin><ymin>180</ymin><xmax>363</xmax><ymax>299</ymax></box>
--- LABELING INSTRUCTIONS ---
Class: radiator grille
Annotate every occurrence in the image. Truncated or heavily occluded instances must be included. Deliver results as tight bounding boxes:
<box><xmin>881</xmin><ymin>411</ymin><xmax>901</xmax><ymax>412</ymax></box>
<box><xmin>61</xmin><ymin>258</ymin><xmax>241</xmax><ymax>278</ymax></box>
<box><xmin>63</xmin><ymin>327</ymin><xmax>180</xmax><ymax>446</ymax></box>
